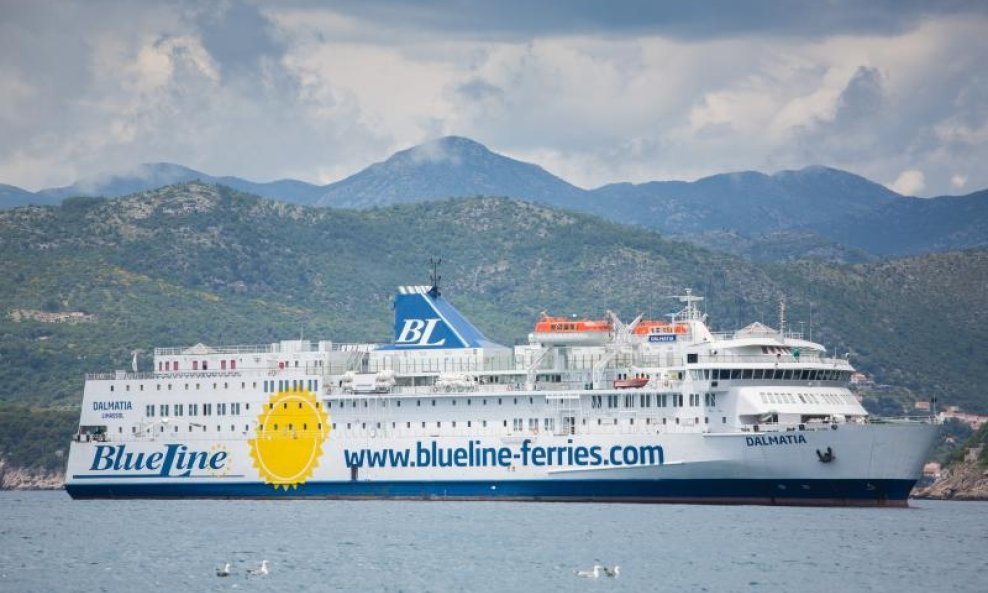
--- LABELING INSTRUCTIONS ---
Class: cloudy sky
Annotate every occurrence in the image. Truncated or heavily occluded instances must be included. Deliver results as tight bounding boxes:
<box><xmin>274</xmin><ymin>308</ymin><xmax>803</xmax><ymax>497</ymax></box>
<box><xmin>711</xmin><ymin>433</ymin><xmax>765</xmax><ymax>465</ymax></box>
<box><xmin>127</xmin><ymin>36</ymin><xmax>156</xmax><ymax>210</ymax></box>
<box><xmin>1</xmin><ymin>0</ymin><xmax>986</xmax><ymax>196</ymax></box>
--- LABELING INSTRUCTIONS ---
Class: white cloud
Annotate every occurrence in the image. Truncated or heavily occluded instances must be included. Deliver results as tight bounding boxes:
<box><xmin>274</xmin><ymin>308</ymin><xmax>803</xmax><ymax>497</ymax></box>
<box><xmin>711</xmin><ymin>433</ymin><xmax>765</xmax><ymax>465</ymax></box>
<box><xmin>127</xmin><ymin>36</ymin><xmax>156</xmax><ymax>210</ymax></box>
<box><xmin>951</xmin><ymin>174</ymin><xmax>968</xmax><ymax>190</ymax></box>
<box><xmin>889</xmin><ymin>169</ymin><xmax>926</xmax><ymax>195</ymax></box>
<box><xmin>0</xmin><ymin>1</ymin><xmax>985</xmax><ymax>197</ymax></box>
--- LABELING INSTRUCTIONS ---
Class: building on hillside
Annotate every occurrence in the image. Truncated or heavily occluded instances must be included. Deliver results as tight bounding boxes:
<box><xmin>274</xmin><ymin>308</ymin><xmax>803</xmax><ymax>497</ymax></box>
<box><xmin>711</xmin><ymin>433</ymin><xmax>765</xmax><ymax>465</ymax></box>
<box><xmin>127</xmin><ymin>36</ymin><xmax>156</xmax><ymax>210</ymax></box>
<box><xmin>937</xmin><ymin>407</ymin><xmax>988</xmax><ymax>429</ymax></box>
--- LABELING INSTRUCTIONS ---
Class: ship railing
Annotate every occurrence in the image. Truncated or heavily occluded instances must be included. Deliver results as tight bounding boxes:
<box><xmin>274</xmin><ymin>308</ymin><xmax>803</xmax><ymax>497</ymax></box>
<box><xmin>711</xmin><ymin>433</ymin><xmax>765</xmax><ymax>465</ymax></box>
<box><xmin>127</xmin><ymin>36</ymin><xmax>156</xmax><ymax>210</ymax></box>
<box><xmin>708</xmin><ymin>330</ymin><xmax>806</xmax><ymax>340</ymax></box>
<box><xmin>86</xmin><ymin>371</ymin><xmax>160</xmax><ymax>380</ymax></box>
<box><xmin>86</xmin><ymin>370</ymin><xmax>246</xmax><ymax>380</ymax></box>
<box><xmin>690</xmin><ymin>353</ymin><xmax>849</xmax><ymax>366</ymax></box>
<box><xmin>361</xmin><ymin>358</ymin><xmax>519</xmax><ymax>375</ymax></box>
<box><xmin>867</xmin><ymin>415</ymin><xmax>939</xmax><ymax>425</ymax></box>
<box><xmin>154</xmin><ymin>344</ymin><xmax>280</xmax><ymax>356</ymax></box>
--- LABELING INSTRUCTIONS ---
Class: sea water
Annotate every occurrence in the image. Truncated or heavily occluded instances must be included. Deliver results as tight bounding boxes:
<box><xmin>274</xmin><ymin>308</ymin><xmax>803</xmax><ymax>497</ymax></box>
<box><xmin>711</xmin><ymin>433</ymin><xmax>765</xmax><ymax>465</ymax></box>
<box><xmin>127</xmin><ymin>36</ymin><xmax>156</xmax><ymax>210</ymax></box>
<box><xmin>1</xmin><ymin>492</ymin><xmax>984</xmax><ymax>593</ymax></box>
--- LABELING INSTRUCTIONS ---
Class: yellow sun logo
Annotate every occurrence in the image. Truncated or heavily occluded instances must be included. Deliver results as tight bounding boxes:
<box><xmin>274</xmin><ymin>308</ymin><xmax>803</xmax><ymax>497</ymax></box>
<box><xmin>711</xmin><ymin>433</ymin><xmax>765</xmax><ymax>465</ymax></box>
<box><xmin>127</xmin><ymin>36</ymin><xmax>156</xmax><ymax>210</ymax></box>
<box><xmin>248</xmin><ymin>388</ymin><xmax>330</xmax><ymax>489</ymax></box>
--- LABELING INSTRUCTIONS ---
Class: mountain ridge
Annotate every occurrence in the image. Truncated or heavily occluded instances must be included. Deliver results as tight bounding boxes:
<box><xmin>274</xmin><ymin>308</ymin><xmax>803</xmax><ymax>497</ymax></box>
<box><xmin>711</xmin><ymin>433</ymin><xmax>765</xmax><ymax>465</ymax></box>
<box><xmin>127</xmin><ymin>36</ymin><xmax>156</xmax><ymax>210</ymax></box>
<box><xmin>3</xmin><ymin>136</ymin><xmax>987</xmax><ymax>258</ymax></box>
<box><xmin>314</xmin><ymin>136</ymin><xmax>585</xmax><ymax>208</ymax></box>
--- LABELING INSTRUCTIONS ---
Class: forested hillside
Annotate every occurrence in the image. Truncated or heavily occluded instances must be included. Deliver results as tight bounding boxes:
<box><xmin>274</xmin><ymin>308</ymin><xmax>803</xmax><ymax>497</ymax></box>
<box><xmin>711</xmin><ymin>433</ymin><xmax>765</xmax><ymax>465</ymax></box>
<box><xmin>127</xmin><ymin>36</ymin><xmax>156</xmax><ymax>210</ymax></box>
<box><xmin>1</xmin><ymin>183</ymin><xmax>985</xmax><ymax>417</ymax></box>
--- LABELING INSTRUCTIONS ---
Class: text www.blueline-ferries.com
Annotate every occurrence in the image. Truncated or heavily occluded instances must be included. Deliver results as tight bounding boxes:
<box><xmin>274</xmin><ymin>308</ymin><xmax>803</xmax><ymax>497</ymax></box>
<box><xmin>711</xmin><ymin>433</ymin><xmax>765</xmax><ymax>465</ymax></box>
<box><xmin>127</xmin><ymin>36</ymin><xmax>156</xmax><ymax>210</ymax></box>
<box><xmin>342</xmin><ymin>439</ymin><xmax>664</xmax><ymax>469</ymax></box>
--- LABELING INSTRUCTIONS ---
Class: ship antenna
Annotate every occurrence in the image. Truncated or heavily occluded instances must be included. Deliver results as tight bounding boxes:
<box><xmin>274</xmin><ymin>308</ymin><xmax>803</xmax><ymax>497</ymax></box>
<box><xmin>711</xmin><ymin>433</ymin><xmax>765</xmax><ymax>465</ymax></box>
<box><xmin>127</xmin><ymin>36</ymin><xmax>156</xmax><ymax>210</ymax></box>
<box><xmin>778</xmin><ymin>295</ymin><xmax>786</xmax><ymax>337</ymax></box>
<box><xmin>429</xmin><ymin>257</ymin><xmax>442</xmax><ymax>298</ymax></box>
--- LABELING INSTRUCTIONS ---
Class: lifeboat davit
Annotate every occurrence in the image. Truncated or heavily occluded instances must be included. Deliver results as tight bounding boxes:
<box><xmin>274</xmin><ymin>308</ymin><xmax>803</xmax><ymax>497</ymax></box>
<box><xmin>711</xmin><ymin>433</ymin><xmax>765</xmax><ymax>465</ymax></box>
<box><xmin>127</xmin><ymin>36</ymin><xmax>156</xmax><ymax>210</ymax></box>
<box><xmin>532</xmin><ymin>314</ymin><xmax>612</xmax><ymax>346</ymax></box>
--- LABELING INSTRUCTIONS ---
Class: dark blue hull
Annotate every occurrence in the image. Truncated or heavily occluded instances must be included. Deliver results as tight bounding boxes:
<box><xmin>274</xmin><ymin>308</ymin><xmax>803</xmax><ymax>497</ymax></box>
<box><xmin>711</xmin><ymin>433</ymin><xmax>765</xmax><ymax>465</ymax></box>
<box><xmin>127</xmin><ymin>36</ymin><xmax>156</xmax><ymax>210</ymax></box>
<box><xmin>65</xmin><ymin>478</ymin><xmax>918</xmax><ymax>506</ymax></box>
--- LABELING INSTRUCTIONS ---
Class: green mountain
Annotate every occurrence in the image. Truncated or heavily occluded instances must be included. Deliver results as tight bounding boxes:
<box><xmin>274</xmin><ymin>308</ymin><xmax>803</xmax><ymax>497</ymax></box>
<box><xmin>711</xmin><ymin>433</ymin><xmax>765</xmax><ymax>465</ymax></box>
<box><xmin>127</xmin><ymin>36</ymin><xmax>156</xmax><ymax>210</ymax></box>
<box><xmin>1</xmin><ymin>182</ymin><xmax>985</xmax><ymax>422</ymax></box>
<box><xmin>8</xmin><ymin>138</ymin><xmax>987</xmax><ymax>260</ymax></box>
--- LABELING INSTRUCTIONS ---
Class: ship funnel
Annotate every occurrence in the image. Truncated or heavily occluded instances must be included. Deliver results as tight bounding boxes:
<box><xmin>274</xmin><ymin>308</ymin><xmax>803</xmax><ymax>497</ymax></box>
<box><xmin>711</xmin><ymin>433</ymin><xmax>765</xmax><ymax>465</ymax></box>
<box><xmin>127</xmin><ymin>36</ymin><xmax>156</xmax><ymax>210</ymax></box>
<box><xmin>382</xmin><ymin>286</ymin><xmax>505</xmax><ymax>351</ymax></box>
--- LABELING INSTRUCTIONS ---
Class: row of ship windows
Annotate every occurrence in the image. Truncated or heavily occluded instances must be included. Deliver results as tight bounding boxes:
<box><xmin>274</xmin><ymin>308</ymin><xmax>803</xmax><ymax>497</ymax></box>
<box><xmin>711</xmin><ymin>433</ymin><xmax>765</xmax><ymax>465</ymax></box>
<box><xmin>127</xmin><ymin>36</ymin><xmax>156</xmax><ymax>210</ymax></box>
<box><xmin>324</xmin><ymin>394</ymin><xmax>718</xmax><ymax>410</ymax></box>
<box><xmin>126</xmin><ymin>414</ymin><xmax>728</xmax><ymax>436</ymax></box>
<box><xmin>263</xmin><ymin>379</ymin><xmax>320</xmax><ymax>393</ymax></box>
<box><xmin>114</xmin><ymin>382</ymin><xmax>257</xmax><ymax>393</ymax></box>
<box><xmin>145</xmin><ymin>399</ymin><xmax>328</xmax><ymax>418</ymax></box>
<box><xmin>326</xmin><ymin>396</ymin><xmax>544</xmax><ymax>408</ymax></box>
<box><xmin>759</xmin><ymin>392</ymin><xmax>855</xmax><ymax>406</ymax></box>
<box><xmin>138</xmin><ymin>393</ymin><xmax>730</xmax><ymax>419</ymax></box>
<box><xmin>111</xmin><ymin>379</ymin><xmax>319</xmax><ymax>393</ymax></box>
<box><xmin>157</xmin><ymin>359</ymin><xmax>238</xmax><ymax>372</ymax></box>
<box><xmin>589</xmin><ymin>393</ymin><xmax>716</xmax><ymax>409</ymax></box>
<box><xmin>145</xmin><ymin>402</ymin><xmax>247</xmax><ymax>418</ymax></box>
<box><xmin>139</xmin><ymin>424</ymin><xmax>256</xmax><ymax>434</ymax></box>
<box><xmin>330</xmin><ymin>416</ymin><xmax>725</xmax><ymax>432</ymax></box>
<box><xmin>156</xmin><ymin>359</ymin><xmax>324</xmax><ymax>372</ymax></box>
<box><xmin>690</xmin><ymin>369</ymin><xmax>851</xmax><ymax>382</ymax></box>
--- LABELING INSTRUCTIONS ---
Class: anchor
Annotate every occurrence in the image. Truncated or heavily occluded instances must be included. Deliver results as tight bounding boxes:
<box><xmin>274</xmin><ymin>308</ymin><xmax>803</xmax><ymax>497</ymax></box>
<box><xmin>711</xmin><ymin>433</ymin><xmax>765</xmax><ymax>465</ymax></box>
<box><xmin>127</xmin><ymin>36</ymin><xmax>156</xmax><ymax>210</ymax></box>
<box><xmin>816</xmin><ymin>446</ymin><xmax>835</xmax><ymax>463</ymax></box>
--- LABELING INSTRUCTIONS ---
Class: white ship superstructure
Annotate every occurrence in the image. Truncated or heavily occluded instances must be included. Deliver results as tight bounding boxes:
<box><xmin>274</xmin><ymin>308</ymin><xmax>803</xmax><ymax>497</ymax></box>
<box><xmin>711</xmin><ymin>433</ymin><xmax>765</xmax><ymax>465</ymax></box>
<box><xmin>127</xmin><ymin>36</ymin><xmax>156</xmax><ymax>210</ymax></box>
<box><xmin>66</xmin><ymin>282</ymin><xmax>936</xmax><ymax>505</ymax></box>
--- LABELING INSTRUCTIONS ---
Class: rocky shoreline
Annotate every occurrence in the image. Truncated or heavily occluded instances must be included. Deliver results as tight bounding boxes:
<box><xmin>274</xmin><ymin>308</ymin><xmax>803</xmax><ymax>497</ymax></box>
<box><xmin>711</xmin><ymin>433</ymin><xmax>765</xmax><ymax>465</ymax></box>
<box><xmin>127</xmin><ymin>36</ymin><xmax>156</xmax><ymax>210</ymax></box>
<box><xmin>913</xmin><ymin>461</ymin><xmax>988</xmax><ymax>501</ymax></box>
<box><xmin>0</xmin><ymin>459</ymin><xmax>64</xmax><ymax>490</ymax></box>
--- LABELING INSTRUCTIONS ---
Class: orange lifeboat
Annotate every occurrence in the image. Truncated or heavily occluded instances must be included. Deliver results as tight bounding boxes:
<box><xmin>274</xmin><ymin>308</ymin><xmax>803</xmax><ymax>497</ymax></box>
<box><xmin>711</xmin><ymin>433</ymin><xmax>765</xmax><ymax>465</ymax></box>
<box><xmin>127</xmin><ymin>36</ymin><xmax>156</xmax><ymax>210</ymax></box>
<box><xmin>632</xmin><ymin>320</ymin><xmax>689</xmax><ymax>336</ymax></box>
<box><xmin>613</xmin><ymin>377</ymin><xmax>650</xmax><ymax>389</ymax></box>
<box><xmin>532</xmin><ymin>314</ymin><xmax>612</xmax><ymax>345</ymax></box>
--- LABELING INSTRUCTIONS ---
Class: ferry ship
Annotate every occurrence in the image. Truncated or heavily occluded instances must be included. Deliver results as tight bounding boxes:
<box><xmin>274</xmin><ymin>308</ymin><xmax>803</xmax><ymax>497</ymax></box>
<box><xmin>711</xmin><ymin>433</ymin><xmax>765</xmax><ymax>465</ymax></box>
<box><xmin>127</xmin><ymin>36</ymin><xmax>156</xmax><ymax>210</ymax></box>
<box><xmin>65</xmin><ymin>281</ymin><xmax>937</xmax><ymax>506</ymax></box>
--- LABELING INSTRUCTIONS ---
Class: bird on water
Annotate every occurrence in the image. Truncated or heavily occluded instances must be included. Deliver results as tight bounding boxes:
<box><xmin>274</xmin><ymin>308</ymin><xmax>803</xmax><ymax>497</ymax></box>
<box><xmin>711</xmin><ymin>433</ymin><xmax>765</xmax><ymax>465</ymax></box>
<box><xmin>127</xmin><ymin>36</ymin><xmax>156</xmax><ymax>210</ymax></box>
<box><xmin>246</xmin><ymin>560</ymin><xmax>269</xmax><ymax>577</ymax></box>
<box><xmin>575</xmin><ymin>565</ymin><xmax>601</xmax><ymax>578</ymax></box>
